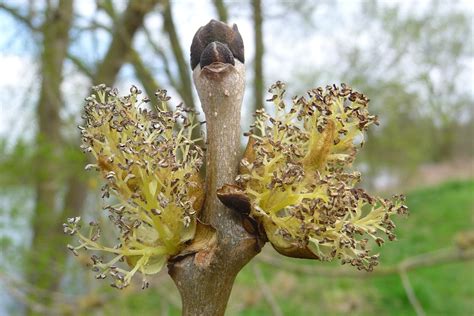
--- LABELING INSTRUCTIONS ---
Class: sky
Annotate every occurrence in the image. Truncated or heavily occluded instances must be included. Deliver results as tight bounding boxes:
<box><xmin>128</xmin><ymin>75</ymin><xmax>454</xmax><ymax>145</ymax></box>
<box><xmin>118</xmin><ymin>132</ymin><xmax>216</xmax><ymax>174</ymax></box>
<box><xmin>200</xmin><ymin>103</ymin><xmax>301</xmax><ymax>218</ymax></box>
<box><xmin>0</xmin><ymin>0</ymin><xmax>358</xmax><ymax>143</ymax></box>
<box><xmin>1</xmin><ymin>0</ymin><xmax>472</xmax><ymax>145</ymax></box>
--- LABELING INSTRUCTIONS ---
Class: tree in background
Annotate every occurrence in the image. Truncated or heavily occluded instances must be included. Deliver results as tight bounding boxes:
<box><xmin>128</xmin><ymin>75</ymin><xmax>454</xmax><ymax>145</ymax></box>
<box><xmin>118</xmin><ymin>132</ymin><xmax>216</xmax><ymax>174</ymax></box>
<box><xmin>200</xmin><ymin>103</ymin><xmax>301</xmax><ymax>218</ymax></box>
<box><xmin>0</xmin><ymin>0</ymin><xmax>171</xmax><ymax>313</ymax></box>
<box><xmin>297</xmin><ymin>0</ymin><xmax>473</xmax><ymax>181</ymax></box>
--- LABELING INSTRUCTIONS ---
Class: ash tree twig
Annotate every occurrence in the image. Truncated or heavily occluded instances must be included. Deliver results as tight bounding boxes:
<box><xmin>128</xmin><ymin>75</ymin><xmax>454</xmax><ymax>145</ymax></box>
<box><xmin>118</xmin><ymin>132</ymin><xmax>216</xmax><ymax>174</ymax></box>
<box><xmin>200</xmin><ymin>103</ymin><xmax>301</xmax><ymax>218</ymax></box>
<box><xmin>168</xmin><ymin>20</ymin><xmax>258</xmax><ymax>316</ymax></box>
<box><xmin>65</xmin><ymin>18</ymin><xmax>418</xmax><ymax>316</ymax></box>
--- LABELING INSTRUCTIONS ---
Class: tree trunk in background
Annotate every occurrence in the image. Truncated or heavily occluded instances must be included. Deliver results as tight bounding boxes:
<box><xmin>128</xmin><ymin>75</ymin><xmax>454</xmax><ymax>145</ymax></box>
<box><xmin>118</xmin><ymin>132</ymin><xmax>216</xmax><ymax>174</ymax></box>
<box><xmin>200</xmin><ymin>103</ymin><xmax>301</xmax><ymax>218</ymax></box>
<box><xmin>95</xmin><ymin>0</ymin><xmax>159</xmax><ymax>86</ymax></box>
<box><xmin>252</xmin><ymin>0</ymin><xmax>264</xmax><ymax>112</ymax></box>
<box><xmin>29</xmin><ymin>1</ymin><xmax>74</xmax><ymax>312</ymax></box>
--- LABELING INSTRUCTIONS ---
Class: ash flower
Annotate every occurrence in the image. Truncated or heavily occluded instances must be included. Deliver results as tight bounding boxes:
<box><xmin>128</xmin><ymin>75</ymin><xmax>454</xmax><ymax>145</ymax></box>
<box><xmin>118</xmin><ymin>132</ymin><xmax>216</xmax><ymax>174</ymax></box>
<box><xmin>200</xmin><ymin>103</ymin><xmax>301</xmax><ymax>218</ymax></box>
<box><xmin>234</xmin><ymin>82</ymin><xmax>407</xmax><ymax>271</ymax></box>
<box><xmin>65</xmin><ymin>84</ymin><xmax>204</xmax><ymax>288</ymax></box>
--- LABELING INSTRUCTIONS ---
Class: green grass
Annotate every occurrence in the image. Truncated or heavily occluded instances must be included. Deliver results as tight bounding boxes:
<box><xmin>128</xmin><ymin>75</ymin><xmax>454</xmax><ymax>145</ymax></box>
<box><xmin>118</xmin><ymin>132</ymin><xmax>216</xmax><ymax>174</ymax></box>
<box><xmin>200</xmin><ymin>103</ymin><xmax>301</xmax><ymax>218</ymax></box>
<box><xmin>369</xmin><ymin>180</ymin><xmax>474</xmax><ymax>316</ymax></box>
<box><xmin>114</xmin><ymin>180</ymin><xmax>474</xmax><ymax>315</ymax></box>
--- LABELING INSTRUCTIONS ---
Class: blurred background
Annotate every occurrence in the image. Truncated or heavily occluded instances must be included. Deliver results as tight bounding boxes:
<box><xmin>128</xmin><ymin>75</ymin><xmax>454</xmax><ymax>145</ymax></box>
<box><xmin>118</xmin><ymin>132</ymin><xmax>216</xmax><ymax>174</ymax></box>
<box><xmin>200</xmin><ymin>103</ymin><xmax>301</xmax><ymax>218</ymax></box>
<box><xmin>0</xmin><ymin>0</ymin><xmax>473</xmax><ymax>315</ymax></box>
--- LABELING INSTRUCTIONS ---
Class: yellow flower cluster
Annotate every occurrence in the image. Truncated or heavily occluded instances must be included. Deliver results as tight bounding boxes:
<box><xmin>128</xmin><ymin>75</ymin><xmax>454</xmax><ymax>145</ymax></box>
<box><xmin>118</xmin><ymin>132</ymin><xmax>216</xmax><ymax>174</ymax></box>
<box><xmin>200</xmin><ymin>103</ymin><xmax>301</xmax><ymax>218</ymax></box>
<box><xmin>64</xmin><ymin>85</ymin><xmax>203</xmax><ymax>288</ymax></box>
<box><xmin>237</xmin><ymin>82</ymin><xmax>407</xmax><ymax>271</ymax></box>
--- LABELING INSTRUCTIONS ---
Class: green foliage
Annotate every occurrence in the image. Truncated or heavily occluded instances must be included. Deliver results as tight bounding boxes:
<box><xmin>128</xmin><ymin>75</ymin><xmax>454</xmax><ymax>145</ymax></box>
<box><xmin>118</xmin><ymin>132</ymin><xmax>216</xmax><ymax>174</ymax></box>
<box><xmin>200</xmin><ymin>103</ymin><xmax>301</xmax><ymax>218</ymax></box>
<box><xmin>0</xmin><ymin>137</ymin><xmax>86</xmax><ymax>188</ymax></box>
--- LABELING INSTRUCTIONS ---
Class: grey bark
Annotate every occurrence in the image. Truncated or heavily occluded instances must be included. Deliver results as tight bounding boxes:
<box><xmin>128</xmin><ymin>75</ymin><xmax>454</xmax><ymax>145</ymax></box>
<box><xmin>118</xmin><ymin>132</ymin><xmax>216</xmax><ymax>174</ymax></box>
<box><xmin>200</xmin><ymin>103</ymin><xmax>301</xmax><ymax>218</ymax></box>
<box><xmin>169</xmin><ymin>62</ymin><xmax>260</xmax><ymax>316</ymax></box>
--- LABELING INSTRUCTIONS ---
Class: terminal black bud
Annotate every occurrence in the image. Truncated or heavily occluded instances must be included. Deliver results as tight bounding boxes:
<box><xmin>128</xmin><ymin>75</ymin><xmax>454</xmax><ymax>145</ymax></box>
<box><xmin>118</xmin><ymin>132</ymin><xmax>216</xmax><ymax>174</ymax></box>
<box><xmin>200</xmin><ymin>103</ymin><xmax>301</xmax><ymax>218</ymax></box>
<box><xmin>190</xmin><ymin>19</ymin><xmax>244</xmax><ymax>70</ymax></box>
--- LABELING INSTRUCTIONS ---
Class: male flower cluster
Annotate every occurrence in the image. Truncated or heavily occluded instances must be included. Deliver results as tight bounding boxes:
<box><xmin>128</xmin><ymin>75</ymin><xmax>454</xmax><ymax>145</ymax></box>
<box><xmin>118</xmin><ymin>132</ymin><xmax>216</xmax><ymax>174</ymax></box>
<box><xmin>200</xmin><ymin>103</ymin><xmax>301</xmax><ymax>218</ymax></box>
<box><xmin>236</xmin><ymin>82</ymin><xmax>407</xmax><ymax>271</ymax></box>
<box><xmin>64</xmin><ymin>85</ymin><xmax>203</xmax><ymax>288</ymax></box>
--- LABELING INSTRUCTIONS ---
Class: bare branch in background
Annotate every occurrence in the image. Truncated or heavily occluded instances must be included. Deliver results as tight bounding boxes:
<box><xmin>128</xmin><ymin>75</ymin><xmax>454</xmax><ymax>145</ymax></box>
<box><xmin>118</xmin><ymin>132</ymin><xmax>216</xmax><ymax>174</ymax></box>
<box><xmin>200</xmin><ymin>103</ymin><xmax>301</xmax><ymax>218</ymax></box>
<box><xmin>212</xmin><ymin>0</ymin><xmax>229</xmax><ymax>23</ymax></box>
<box><xmin>0</xmin><ymin>272</ymin><xmax>107</xmax><ymax>314</ymax></box>
<box><xmin>4</xmin><ymin>285</ymin><xmax>52</xmax><ymax>315</ymax></box>
<box><xmin>128</xmin><ymin>49</ymin><xmax>162</xmax><ymax>99</ymax></box>
<box><xmin>161</xmin><ymin>302</ymin><xmax>170</xmax><ymax>316</ymax></box>
<box><xmin>0</xmin><ymin>3</ymin><xmax>38</xmax><ymax>30</ymax></box>
<box><xmin>257</xmin><ymin>247</ymin><xmax>474</xmax><ymax>278</ymax></box>
<box><xmin>162</xmin><ymin>2</ymin><xmax>204</xmax><ymax>143</ymax></box>
<box><xmin>143</xmin><ymin>27</ymin><xmax>180</xmax><ymax>89</ymax></box>
<box><xmin>74</xmin><ymin>20</ymin><xmax>112</xmax><ymax>33</ymax></box>
<box><xmin>399</xmin><ymin>269</ymin><xmax>426</xmax><ymax>316</ymax></box>
<box><xmin>253</xmin><ymin>264</ymin><xmax>283</xmax><ymax>316</ymax></box>
<box><xmin>0</xmin><ymin>269</ymin><xmax>178</xmax><ymax>314</ymax></box>
<box><xmin>162</xmin><ymin>2</ymin><xmax>195</xmax><ymax>110</ymax></box>
<box><xmin>89</xmin><ymin>1</ymin><xmax>162</xmax><ymax>99</ymax></box>
<box><xmin>97</xmin><ymin>0</ymin><xmax>116</xmax><ymax>19</ymax></box>
<box><xmin>67</xmin><ymin>52</ymin><xmax>94</xmax><ymax>78</ymax></box>
<box><xmin>94</xmin><ymin>0</ymin><xmax>159</xmax><ymax>85</ymax></box>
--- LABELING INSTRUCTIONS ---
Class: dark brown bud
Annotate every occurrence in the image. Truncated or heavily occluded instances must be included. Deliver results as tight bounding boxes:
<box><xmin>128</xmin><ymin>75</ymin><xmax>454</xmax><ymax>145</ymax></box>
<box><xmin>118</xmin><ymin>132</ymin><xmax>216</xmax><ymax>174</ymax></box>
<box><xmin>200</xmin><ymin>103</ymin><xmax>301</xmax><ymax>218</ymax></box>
<box><xmin>190</xmin><ymin>19</ymin><xmax>244</xmax><ymax>70</ymax></box>
<box><xmin>216</xmin><ymin>184</ymin><xmax>251</xmax><ymax>215</ymax></box>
